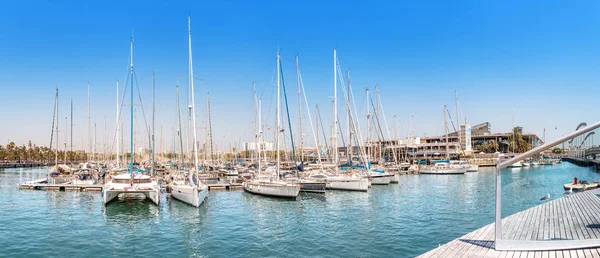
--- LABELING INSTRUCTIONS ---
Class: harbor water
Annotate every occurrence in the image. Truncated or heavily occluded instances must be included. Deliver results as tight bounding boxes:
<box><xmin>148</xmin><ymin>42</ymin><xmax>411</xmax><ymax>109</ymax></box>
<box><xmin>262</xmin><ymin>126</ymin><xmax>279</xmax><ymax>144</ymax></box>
<box><xmin>1</xmin><ymin>162</ymin><xmax>598</xmax><ymax>257</ymax></box>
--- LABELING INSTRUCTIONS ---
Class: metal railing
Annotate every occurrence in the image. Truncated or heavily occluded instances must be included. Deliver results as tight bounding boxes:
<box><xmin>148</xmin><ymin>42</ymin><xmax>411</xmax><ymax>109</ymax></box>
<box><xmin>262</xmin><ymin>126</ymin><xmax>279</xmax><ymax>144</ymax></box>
<box><xmin>494</xmin><ymin>120</ymin><xmax>600</xmax><ymax>251</ymax></box>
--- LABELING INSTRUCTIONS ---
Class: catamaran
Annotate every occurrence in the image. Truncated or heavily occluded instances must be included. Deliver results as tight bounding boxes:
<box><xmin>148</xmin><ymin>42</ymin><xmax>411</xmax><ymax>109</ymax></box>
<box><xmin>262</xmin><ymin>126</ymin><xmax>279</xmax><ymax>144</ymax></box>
<box><xmin>169</xmin><ymin>16</ymin><xmax>209</xmax><ymax>207</ymax></box>
<box><xmin>103</xmin><ymin>37</ymin><xmax>161</xmax><ymax>205</ymax></box>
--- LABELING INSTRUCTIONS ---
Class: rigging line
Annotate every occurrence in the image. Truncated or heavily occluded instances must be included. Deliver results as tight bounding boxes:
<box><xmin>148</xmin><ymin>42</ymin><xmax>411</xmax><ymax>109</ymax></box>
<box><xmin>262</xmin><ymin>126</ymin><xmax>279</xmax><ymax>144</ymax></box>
<box><xmin>298</xmin><ymin>67</ymin><xmax>324</xmax><ymax>171</ymax></box>
<box><xmin>133</xmin><ymin>71</ymin><xmax>151</xmax><ymax>139</ymax></box>
<box><xmin>279</xmin><ymin>58</ymin><xmax>299</xmax><ymax>176</ymax></box>
<box><xmin>49</xmin><ymin>88</ymin><xmax>58</xmax><ymax>150</ymax></box>
<box><xmin>109</xmin><ymin>71</ymin><xmax>131</xmax><ymax>154</ymax></box>
<box><xmin>316</xmin><ymin>106</ymin><xmax>330</xmax><ymax>154</ymax></box>
<box><xmin>336</xmin><ymin>62</ymin><xmax>369</xmax><ymax>169</ymax></box>
<box><xmin>446</xmin><ymin>108</ymin><xmax>457</xmax><ymax>133</ymax></box>
<box><xmin>368</xmin><ymin>96</ymin><xmax>385</xmax><ymax>141</ymax></box>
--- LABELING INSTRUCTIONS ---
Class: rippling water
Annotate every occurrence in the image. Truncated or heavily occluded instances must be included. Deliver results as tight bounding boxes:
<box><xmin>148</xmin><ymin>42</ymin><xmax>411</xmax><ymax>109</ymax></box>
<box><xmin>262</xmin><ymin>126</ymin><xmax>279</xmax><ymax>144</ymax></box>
<box><xmin>1</xmin><ymin>162</ymin><xmax>597</xmax><ymax>257</ymax></box>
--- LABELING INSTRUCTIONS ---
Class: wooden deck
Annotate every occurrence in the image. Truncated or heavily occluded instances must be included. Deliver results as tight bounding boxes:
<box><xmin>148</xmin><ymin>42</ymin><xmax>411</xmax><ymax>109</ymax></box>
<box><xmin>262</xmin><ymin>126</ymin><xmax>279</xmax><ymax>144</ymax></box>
<box><xmin>418</xmin><ymin>188</ymin><xmax>600</xmax><ymax>257</ymax></box>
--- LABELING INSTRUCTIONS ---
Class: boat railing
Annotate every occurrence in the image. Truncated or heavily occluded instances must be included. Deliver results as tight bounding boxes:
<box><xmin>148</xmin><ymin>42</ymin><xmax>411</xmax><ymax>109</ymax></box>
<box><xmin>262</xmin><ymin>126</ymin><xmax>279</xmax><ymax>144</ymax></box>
<box><xmin>494</xmin><ymin>119</ymin><xmax>600</xmax><ymax>251</ymax></box>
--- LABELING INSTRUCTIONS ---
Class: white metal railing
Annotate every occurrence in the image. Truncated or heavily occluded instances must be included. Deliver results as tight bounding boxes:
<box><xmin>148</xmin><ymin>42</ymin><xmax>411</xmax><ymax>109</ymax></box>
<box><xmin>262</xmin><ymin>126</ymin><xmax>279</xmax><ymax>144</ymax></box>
<box><xmin>494</xmin><ymin>120</ymin><xmax>600</xmax><ymax>251</ymax></box>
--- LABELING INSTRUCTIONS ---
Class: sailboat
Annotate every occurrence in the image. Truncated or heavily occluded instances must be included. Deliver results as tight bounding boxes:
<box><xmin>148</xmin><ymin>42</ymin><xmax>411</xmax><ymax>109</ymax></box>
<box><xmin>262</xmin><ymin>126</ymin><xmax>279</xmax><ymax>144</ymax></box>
<box><xmin>243</xmin><ymin>51</ymin><xmax>301</xmax><ymax>198</ymax></box>
<box><xmin>103</xmin><ymin>37</ymin><xmax>161</xmax><ymax>205</ymax></box>
<box><xmin>310</xmin><ymin>49</ymin><xmax>369</xmax><ymax>192</ymax></box>
<box><xmin>419</xmin><ymin>105</ymin><xmax>466</xmax><ymax>175</ymax></box>
<box><xmin>169</xmin><ymin>16</ymin><xmax>209</xmax><ymax>207</ymax></box>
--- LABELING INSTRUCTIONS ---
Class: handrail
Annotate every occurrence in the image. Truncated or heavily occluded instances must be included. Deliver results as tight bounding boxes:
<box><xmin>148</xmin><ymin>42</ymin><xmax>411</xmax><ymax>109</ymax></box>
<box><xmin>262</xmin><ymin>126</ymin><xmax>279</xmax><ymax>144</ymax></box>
<box><xmin>495</xmin><ymin>119</ymin><xmax>600</xmax><ymax>251</ymax></box>
<box><xmin>497</xmin><ymin>120</ymin><xmax>600</xmax><ymax>170</ymax></box>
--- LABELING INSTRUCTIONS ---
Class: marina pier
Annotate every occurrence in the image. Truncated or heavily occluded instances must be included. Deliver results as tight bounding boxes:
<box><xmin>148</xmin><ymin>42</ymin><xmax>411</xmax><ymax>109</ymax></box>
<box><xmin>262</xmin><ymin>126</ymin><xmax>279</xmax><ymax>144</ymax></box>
<box><xmin>419</xmin><ymin>188</ymin><xmax>600</xmax><ymax>257</ymax></box>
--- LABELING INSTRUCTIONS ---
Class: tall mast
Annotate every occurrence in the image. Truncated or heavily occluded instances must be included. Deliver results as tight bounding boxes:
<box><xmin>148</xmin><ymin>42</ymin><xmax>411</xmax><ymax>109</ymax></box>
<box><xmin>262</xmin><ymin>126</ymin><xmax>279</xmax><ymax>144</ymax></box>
<box><xmin>55</xmin><ymin>88</ymin><xmax>59</xmax><ymax>166</ymax></box>
<box><xmin>444</xmin><ymin>105</ymin><xmax>449</xmax><ymax>160</ymax></box>
<box><xmin>151</xmin><ymin>72</ymin><xmax>155</xmax><ymax>176</ymax></box>
<box><xmin>315</xmin><ymin>104</ymin><xmax>320</xmax><ymax>161</ymax></box>
<box><xmin>333</xmin><ymin>48</ymin><xmax>338</xmax><ymax>171</ymax></box>
<box><xmin>257</xmin><ymin>98</ymin><xmax>262</xmax><ymax>173</ymax></box>
<box><xmin>296</xmin><ymin>55</ymin><xmax>303</xmax><ymax>163</ymax></box>
<box><xmin>375</xmin><ymin>84</ymin><xmax>380</xmax><ymax>162</ymax></box>
<box><xmin>455</xmin><ymin>90</ymin><xmax>461</xmax><ymax>154</ymax></box>
<box><xmin>252</xmin><ymin>81</ymin><xmax>257</xmax><ymax>165</ymax></box>
<box><xmin>116</xmin><ymin>80</ymin><xmax>120</xmax><ymax>168</ymax></box>
<box><xmin>176</xmin><ymin>84</ymin><xmax>184</xmax><ymax>168</ymax></box>
<box><xmin>347</xmin><ymin>69</ymin><xmax>352</xmax><ymax>163</ymax></box>
<box><xmin>366</xmin><ymin>88</ymin><xmax>370</xmax><ymax>161</ymax></box>
<box><xmin>129</xmin><ymin>37</ymin><xmax>134</xmax><ymax>182</ymax></box>
<box><xmin>188</xmin><ymin>15</ymin><xmax>200</xmax><ymax>185</ymax></box>
<box><xmin>87</xmin><ymin>82</ymin><xmax>91</xmax><ymax>162</ymax></box>
<box><xmin>276</xmin><ymin>51</ymin><xmax>281</xmax><ymax>179</ymax></box>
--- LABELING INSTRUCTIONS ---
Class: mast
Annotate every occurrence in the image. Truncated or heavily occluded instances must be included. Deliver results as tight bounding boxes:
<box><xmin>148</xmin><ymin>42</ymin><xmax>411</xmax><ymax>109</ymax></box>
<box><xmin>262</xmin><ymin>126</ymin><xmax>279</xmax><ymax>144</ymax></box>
<box><xmin>87</xmin><ymin>82</ymin><xmax>91</xmax><ymax>163</ymax></box>
<box><xmin>64</xmin><ymin>116</ymin><xmax>67</xmax><ymax>163</ymax></box>
<box><xmin>55</xmin><ymin>88</ymin><xmax>59</xmax><ymax>167</ymax></box>
<box><xmin>333</xmin><ymin>48</ymin><xmax>338</xmax><ymax>172</ymax></box>
<box><xmin>129</xmin><ymin>37</ymin><xmax>134</xmax><ymax>183</ymax></box>
<box><xmin>258</xmin><ymin>99</ymin><xmax>262</xmax><ymax>174</ymax></box>
<box><xmin>151</xmin><ymin>72</ymin><xmax>155</xmax><ymax>176</ymax></box>
<box><xmin>176</xmin><ymin>84</ymin><xmax>184</xmax><ymax>168</ymax></box>
<box><xmin>296</xmin><ymin>55</ymin><xmax>303</xmax><ymax>164</ymax></box>
<box><xmin>455</xmin><ymin>90</ymin><xmax>461</xmax><ymax>154</ymax></box>
<box><xmin>207</xmin><ymin>92</ymin><xmax>214</xmax><ymax>165</ymax></box>
<box><xmin>444</xmin><ymin>105</ymin><xmax>449</xmax><ymax>160</ymax></box>
<box><xmin>116</xmin><ymin>80</ymin><xmax>120</xmax><ymax>168</ymax></box>
<box><xmin>252</xmin><ymin>81</ymin><xmax>257</xmax><ymax>165</ymax></box>
<box><xmin>366</xmin><ymin>88</ymin><xmax>370</xmax><ymax>162</ymax></box>
<box><xmin>315</xmin><ymin>105</ymin><xmax>320</xmax><ymax>161</ymax></box>
<box><xmin>375</xmin><ymin>84</ymin><xmax>380</xmax><ymax>162</ymax></box>
<box><xmin>70</xmin><ymin>99</ymin><xmax>73</xmax><ymax>163</ymax></box>
<box><xmin>276</xmin><ymin>50</ymin><xmax>281</xmax><ymax>179</ymax></box>
<box><xmin>188</xmin><ymin>15</ymin><xmax>200</xmax><ymax>186</ymax></box>
<box><xmin>347</xmin><ymin>69</ymin><xmax>352</xmax><ymax>163</ymax></box>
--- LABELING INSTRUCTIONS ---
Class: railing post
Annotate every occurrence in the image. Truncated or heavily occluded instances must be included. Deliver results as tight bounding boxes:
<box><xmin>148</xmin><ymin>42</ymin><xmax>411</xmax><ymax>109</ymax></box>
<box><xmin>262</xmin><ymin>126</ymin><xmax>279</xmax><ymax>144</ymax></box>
<box><xmin>495</xmin><ymin>166</ymin><xmax>502</xmax><ymax>248</ymax></box>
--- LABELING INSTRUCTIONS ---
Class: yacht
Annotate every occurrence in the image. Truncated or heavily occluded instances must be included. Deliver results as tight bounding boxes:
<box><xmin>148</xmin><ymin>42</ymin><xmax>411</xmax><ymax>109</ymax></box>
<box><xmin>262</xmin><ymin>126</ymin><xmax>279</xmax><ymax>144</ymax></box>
<box><xmin>419</xmin><ymin>162</ymin><xmax>466</xmax><ymax>175</ymax></box>
<box><xmin>103</xmin><ymin>172</ymin><xmax>161</xmax><ymax>205</ymax></box>
<box><xmin>310</xmin><ymin>173</ymin><xmax>369</xmax><ymax>192</ymax></box>
<box><xmin>170</xmin><ymin>173</ymin><xmax>209</xmax><ymax>207</ymax></box>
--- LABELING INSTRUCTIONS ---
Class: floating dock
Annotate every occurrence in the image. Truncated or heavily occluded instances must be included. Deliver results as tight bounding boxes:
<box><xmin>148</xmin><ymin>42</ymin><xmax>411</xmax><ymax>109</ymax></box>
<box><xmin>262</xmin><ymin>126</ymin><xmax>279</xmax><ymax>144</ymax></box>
<box><xmin>206</xmin><ymin>183</ymin><xmax>243</xmax><ymax>191</ymax></box>
<box><xmin>19</xmin><ymin>183</ymin><xmax>103</xmax><ymax>191</ymax></box>
<box><xmin>418</xmin><ymin>188</ymin><xmax>600</xmax><ymax>257</ymax></box>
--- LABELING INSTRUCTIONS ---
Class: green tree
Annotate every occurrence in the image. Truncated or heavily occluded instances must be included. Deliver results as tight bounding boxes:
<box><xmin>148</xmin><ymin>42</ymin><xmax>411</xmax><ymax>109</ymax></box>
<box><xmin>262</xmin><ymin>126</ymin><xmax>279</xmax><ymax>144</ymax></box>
<box><xmin>552</xmin><ymin>147</ymin><xmax>563</xmax><ymax>154</ymax></box>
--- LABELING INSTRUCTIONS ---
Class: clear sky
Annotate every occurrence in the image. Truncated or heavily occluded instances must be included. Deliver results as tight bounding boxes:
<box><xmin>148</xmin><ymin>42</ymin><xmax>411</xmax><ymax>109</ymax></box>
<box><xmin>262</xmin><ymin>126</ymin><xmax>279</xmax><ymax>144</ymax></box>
<box><xmin>1</xmin><ymin>0</ymin><xmax>599</xmax><ymax>152</ymax></box>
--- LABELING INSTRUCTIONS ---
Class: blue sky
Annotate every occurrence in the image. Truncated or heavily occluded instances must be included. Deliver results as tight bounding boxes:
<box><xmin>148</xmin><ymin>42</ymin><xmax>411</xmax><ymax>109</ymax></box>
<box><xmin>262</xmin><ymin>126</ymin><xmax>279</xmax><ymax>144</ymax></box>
<box><xmin>1</xmin><ymin>1</ymin><xmax>599</xmax><ymax>152</ymax></box>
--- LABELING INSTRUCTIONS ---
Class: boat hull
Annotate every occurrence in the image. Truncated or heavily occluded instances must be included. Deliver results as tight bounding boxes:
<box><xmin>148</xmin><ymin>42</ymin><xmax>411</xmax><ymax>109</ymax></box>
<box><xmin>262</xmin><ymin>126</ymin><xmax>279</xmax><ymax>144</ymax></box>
<box><xmin>390</xmin><ymin>173</ymin><xmax>400</xmax><ymax>183</ymax></box>
<box><xmin>370</xmin><ymin>175</ymin><xmax>392</xmax><ymax>185</ymax></box>
<box><xmin>326</xmin><ymin>177</ymin><xmax>369</xmax><ymax>192</ymax></box>
<box><xmin>243</xmin><ymin>181</ymin><xmax>300</xmax><ymax>198</ymax></box>
<box><xmin>299</xmin><ymin>181</ymin><xmax>326</xmax><ymax>193</ymax></box>
<box><xmin>170</xmin><ymin>184</ymin><xmax>209</xmax><ymax>207</ymax></box>
<box><xmin>103</xmin><ymin>188</ymin><xmax>160</xmax><ymax>205</ymax></box>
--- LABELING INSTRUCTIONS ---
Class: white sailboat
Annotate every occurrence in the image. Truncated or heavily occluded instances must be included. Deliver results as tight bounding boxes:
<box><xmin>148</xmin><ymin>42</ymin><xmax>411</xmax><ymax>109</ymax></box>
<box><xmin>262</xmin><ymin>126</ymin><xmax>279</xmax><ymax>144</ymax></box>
<box><xmin>419</xmin><ymin>105</ymin><xmax>466</xmax><ymax>175</ymax></box>
<box><xmin>319</xmin><ymin>49</ymin><xmax>369</xmax><ymax>191</ymax></box>
<box><xmin>103</xmin><ymin>37</ymin><xmax>161</xmax><ymax>205</ymax></box>
<box><xmin>170</xmin><ymin>16</ymin><xmax>209</xmax><ymax>207</ymax></box>
<box><xmin>243</xmin><ymin>51</ymin><xmax>301</xmax><ymax>198</ymax></box>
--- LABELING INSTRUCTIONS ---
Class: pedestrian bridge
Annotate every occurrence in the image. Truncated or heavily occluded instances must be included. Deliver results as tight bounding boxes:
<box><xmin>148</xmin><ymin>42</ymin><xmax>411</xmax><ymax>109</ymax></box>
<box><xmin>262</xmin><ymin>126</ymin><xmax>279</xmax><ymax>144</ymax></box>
<box><xmin>585</xmin><ymin>147</ymin><xmax>600</xmax><ymax>158</ymax></box>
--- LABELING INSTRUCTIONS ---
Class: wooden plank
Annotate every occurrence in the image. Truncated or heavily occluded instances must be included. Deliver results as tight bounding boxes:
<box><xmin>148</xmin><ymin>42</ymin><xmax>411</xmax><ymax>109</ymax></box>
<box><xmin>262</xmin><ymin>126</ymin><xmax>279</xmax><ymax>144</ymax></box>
<box><xmin>417</xmin><ymin>189</ymin><xmax>600</xmax><ymax>258</ymax></box>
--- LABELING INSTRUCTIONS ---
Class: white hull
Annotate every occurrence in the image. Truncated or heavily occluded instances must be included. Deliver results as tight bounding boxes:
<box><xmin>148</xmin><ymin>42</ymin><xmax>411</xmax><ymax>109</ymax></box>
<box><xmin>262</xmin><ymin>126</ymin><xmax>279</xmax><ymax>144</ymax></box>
<box><xmin>102</xmin><ymin>173</ymin><xmax>161</xmax><ymax>205</ymax></box>
<box><xmin>390</xmin><ymin>173</ymin><xmax>400</xmax><ymax>183</ymax></box>
<box><xmin>466</xmin><ymin>164</ymin><xmax>479</xmax><ymax>172</ymax></box>
<box><xmin>243</xmin><ymin>180</ymin><xmax>301</xmax><ymax>198</ymax></box>
<box><xmin>170</xmin><ymin>183</ymin><xmax>209</xmax><ymax>207</ymax></box>
<box><xmin>103</xmin><ymin>188</ymin><xmax>160</xmax><ymax>205</ymax></box>
<box><xmin>419</xmin><ymin>167</ymin><xmax>466</xmax><ymax>175</ymax></box>
<box><xmin>326</xmin><ymin>177</ymin><xmax>369</xmax><ymax>192</ymax></box>
<box><xmin>370</xmin><ymin>174</ymin><xmax>393</xmax><ymax>185</ymax></box>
